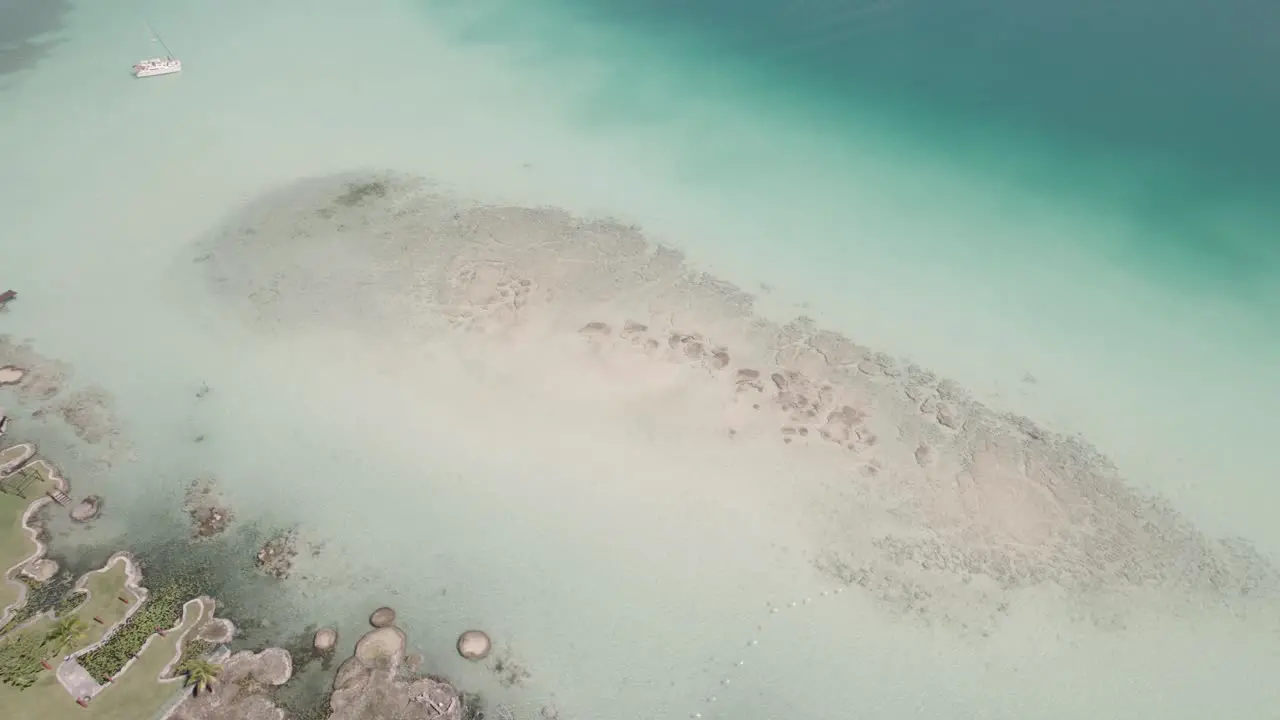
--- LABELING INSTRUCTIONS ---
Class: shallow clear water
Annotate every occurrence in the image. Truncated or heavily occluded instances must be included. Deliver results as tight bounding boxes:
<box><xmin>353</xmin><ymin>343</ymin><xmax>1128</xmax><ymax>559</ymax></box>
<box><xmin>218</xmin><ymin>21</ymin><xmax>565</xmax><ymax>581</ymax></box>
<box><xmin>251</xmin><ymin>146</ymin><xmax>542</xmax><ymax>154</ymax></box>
<box><xmin>2</xmin><ymin>0</ymin><xmax>1279</xmax><ymax>718</ymax></box>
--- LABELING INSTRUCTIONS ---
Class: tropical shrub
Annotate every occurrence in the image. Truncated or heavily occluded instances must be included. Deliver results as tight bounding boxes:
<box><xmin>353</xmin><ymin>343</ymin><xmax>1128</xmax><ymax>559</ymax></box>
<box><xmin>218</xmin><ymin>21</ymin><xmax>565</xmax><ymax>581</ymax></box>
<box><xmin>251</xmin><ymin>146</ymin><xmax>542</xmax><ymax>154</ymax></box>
<box><xmin>0</xmin><ymin>632</ymin><xmax>47</xmax><ymax>689</ymax></box>
<box><xmin>78</xmin><ymin>583</ymin><xmax>189</xmax><ymax>683</ymax></box>
<box><xmin>174</xmin><ymin>638</ymin><xmax>212</xmax><ymax>675</ymax></box>
<box><xmin>54</xmin><ymin>590</ymin><xmax>88</xmax><ymax>618</ymax></box>
<box><xmin>179</xmin><ymin>658</ymin><xmax>222</xmax><ymax>695</ymax></box>
<box><xmin>46</xmin><ymin>615</ymin><xmax>89</xmax><ymax>655</ymax></box>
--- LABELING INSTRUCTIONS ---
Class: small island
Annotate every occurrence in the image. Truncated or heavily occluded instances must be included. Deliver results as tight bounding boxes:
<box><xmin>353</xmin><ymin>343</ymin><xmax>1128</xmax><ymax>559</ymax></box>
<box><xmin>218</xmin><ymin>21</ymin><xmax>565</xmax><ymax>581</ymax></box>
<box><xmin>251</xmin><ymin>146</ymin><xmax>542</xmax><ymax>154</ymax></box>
<box><xmin>1</xmin><ymin>428</ymin><xmax>481</xmax><ymax>719</ymax></box>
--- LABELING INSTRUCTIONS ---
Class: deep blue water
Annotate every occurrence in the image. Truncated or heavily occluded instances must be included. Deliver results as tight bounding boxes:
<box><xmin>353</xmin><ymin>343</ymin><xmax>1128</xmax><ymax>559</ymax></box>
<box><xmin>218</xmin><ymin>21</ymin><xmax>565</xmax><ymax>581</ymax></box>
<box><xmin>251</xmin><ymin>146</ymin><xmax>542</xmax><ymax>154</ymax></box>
<box><xmin>562</xmin><ymin>0</ymin><xmax>1280</xmax><ymax>202</ymax></box>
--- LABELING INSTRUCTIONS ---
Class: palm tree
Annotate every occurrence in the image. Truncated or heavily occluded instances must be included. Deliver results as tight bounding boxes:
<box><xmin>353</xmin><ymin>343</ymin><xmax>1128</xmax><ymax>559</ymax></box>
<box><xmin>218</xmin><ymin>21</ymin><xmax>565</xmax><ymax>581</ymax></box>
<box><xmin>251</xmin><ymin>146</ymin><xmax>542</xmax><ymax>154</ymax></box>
<box><xmin>179</xmin><ymin>658</ymin><xmax>222</xmax><ymax>696</ymax></box>
<box><xmin>46</xmin><ymin>616</ymin><xmax>89</xmax><ymax>655</ymax></box>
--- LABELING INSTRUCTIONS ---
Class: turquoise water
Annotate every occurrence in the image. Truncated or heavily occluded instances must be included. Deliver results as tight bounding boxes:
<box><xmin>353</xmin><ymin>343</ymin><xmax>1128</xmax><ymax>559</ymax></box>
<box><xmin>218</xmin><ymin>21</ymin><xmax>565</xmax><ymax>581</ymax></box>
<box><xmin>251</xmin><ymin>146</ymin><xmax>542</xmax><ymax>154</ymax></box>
<box><xmin>423</xmin><ymin>0</ymin><xmax>1280</xmax><ymax>542</ymax></box>
<box><xmin>3</xmin><ymin>0</ymin><xmax>1279</xmax><ymax>718</ymax></box>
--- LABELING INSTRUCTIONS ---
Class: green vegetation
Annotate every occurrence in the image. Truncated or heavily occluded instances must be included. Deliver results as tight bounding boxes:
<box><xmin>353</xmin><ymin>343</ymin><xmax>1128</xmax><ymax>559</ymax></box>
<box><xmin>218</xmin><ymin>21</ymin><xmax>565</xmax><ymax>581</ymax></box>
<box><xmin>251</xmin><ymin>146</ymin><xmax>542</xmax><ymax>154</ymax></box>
<box><xmin>0</xmin><ymin>615</ymin><xmax>89</xmax><ymax>690</ymax></box>
<box><xmin>0</xmin><ymin>459</ymin><xmax>53</xmax><ymax>614</ymax></box>
<box><xmin>0</xmin><ymin>448</ymin><xmax>216</xmax><ymax>718</ymax></box>
<box><xmin>79</xmin><ymin>583</ymin><xmax>187</xmax><ymax>683</ymax></box>
<box><xmin>174</xmin><ymin>637</ymin><xmax>212</xmax><ymax>674</ymax></box>
<box><xmin>53</xmin><ymin>589</ymin><xmax>87</xmax><ymax>618</ymax></box>
<box><xmin>178</xmin><ymin>657</ymin><xmax>221</xmax><ymax>696</ymax></box>
<box><xmin>0</xmin><ymin>576</ymin><xmax>45</xmax><ymax>634</ymax></box>
<box><xmin>0</xmin><ymin>630</ymin><xmax>45</xmax><ymax>689</ymax></box>
<box><xmin>0</xmin><ymin>561</ymin><xmax>136</xmax><ymax>692</ymax></box>
<box><xmin>46</xmin><ymin>616</ymin><xmax>88</xmax><ymax>656</ymax></box>
<box><xmin>0</xmin><ymin>597</ymin><xmax>206</xmax><ymax>719</ymax></box>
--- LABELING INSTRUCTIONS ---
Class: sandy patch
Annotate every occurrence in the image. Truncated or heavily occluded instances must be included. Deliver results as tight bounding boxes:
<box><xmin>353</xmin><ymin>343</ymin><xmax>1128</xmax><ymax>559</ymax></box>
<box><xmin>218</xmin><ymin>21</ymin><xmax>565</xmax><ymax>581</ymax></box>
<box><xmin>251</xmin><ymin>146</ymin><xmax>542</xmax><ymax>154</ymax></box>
<box><xmin>191</xmin><ymin>172</ymin><xmax>1280</xmax><ymax>629</ymax></box>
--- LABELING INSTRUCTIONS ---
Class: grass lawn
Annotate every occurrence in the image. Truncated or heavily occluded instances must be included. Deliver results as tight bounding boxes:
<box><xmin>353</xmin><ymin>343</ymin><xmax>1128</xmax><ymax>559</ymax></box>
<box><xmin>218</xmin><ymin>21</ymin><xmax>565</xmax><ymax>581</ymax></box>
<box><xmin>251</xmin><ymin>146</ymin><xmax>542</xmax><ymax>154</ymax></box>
<box><xmin>14</xmin><ymin>559</ymin><xmax>140</xmax><ymax>655</ymax></box>
<box><xmin>0</xmin><ymin>458</ymin><xmax>53</xmax><ymax>616</ymax></box>
<box><xmin>0</xmin><ymin>598</ymin><xmax>210</xmax><ymax>720</ymax></box>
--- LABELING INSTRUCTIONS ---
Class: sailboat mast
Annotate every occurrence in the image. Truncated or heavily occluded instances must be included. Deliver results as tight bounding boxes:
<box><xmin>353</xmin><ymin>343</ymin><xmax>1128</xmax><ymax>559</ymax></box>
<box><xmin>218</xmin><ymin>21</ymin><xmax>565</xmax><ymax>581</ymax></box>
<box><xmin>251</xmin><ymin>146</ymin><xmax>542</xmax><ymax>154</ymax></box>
<box><xmin>146</xmin><ymin>21</ymin><xmax>175</xmax><ymax>59</ymax></box>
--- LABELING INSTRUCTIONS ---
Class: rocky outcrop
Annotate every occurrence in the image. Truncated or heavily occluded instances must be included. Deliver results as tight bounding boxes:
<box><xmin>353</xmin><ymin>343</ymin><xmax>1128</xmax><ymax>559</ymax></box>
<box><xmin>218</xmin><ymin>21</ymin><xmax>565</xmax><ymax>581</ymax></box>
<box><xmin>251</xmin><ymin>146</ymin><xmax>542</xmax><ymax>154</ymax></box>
<box><xmin>70</xmin><ymin>495</ymin><xmax>102</xmax><ymax>522</ymax></box>
<box><xmin>184</xmin><ymin>477</ymin><xmax>234</xmax><ymax>539</ymax></box>
<box><xmin>313</xmin><ymin>627</ymin><xmax>338</xmax><ymax>652</ymax></box>
<box><xmin>168</xmin><ymin>648</ymin><xmax>294</xmax><ymax>720</ymax></box>
<box><xmin>329</xmin><ymin>615</ymin><xmax>465</xmax><ymax>720</ymax></box>
<box><xmin>353</xmin><ymin>626</ymin><xmax>405</xmax><ymax>667</ymax></box>
<box><xmin>0</xmin><ymin>365</ymin><xmax>23</xmax><ymax>385</ymax></box>
<box><xmin>173</xmin><ymin>607</ymin><xmax>472</xmax><ymax>720</ymax></box>
<box><xmin>456</xmin><ymin>630</ymin><xmax>491</xmax><ymax>661</ymax></box>
<box><xmin>369</xmin><ymin>606</ymin><xmax>396</xmax><ymax>628</ymax></box>
<box><xmin>255</xmin><ymin>531</ymin><xmax>297</xmax><ymax>579</ymax></box>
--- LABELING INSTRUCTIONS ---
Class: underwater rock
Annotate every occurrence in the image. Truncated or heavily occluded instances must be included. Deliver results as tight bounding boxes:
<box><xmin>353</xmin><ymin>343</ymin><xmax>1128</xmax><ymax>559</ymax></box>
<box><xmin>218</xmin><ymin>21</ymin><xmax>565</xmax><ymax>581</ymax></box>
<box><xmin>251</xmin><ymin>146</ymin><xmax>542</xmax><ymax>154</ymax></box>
<box><xmin>369</xmin><ymin>606</ymin><xmax>396</xmax><ymax>628</ymax></box>
<box><xmin>70</xmin><ymin>494</ymin><xmax>101</xmax><ymax>522</ymax></box>
<box><xmin>185</xmin><ymin>477</ymin><xmax>234</xmax><ymax>539</ymax></box>
<box><xmin>256</xmin><ymin>532</ymin><xmax>298</xmax><ymax>579</ymax></box>
<box><xmin>354</xmin><ymin>626</ymin><xmax>406</xmax><ymax>667</ymax></box>
<box><xmin>332</xmin><ymin>625</ymin><xmax>463</xmax><ymax>720</ymax></box>
<box><xmin>314</xmin><ymin>628</ymin><xmax>338</xmax><ymax>652</ymax></box>
<box><xmin>456</xmin><ymin>630</ymin><xmax>491</xmax><ymax>661</ymax></box>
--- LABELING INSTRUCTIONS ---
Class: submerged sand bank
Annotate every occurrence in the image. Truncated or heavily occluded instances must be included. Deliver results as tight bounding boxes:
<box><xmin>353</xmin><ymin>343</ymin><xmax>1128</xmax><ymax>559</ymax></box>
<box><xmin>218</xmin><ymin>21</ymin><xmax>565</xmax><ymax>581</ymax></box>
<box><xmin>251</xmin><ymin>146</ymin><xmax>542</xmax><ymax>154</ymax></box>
<box><xmin>191</xmin><ymin>172</ymin><xmax>1279</xmax><ymax>629</ymax></box>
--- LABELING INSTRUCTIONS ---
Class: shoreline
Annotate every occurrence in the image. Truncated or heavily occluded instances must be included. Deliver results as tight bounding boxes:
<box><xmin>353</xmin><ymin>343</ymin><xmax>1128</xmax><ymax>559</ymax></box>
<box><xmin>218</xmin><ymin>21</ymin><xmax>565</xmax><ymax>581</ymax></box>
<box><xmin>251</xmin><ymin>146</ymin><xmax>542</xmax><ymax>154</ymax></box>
<box><xmin>5</xmin><ymin>168</ymin><xmax>1279</xmax><ymax>716</ymax></box>
<box><xmin>0</xmin><ymin>441</ymin><xmax>222</xmax><ymax>713</ymax></box>
<box><xmin>0</xmin><ymin>450</ymin><xmax>69</xmax><ymax>628</ymax></box>
<box><xmin>0</xmin><ymin>436</ymin><xmax>479</xmax><ymax>719</ymax></box>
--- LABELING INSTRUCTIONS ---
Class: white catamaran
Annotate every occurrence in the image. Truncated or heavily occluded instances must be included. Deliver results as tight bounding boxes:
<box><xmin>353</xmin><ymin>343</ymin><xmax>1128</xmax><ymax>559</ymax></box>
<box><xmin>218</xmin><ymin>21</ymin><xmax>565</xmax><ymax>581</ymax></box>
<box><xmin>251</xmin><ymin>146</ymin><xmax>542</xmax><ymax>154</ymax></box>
<box><xmin>133</xmin><ymin>23</ymin><xmax>182</xmax><ymax>78</ymax></box>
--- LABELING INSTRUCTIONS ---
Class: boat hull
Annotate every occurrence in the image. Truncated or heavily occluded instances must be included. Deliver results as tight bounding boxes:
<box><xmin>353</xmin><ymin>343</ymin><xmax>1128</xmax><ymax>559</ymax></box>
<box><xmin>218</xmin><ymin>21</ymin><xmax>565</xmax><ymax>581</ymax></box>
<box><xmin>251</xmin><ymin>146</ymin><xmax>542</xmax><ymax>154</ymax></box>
<box><xmin>134</xmin><ymin>65</ymin><xmax>182</xmax><ymax>78</ymax></box>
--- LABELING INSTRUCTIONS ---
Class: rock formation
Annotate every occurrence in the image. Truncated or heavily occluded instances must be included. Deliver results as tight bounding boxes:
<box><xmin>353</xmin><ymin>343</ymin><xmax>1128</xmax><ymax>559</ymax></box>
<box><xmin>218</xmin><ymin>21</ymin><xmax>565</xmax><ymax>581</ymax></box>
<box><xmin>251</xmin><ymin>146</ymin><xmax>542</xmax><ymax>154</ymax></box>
<box><xmin>184</xmin><ymin>477</ymin><xmax>234</xmax><ymax>539</ymax></box>
<box><xmin>314</xmin><ymin>627</ymin><xmax>338</xmax><ymax>653</ymax></box>
<box><xmin>369</xmin><ymin>606</ymin><xmax>396</xmax><ymax>628</ymax></box>
<box><xmin>70</xmin><ymin>494</ymin><xmax>101</xmax><ymax>522</ymax></box>
<box><xmin>255</xmin><ymin>531</ymin><xmax>297</xmax><ymax>579</ymax></box>
<box><xmin>456</xmin><ymin>630</ymin><xmax>491</xmax><ymax>661</ymax></box>
<box><xmin>329</xmin><ymin>615</ymin><xmax>465</xmax><ymax>720</ymax></box>
<box><xmin>0</xmin><ymin>337</ymin><xmax>131</xmax><ymax>471</ymax></box>
<box><xmin>168</xmin><ymin>648</ymin><xmax>294</xmax><ymax>720</ymax></box>
<box><xmin>0</xmin><ymin>365</ymin><xmax>23</xmax><ymax>385</ymax></box>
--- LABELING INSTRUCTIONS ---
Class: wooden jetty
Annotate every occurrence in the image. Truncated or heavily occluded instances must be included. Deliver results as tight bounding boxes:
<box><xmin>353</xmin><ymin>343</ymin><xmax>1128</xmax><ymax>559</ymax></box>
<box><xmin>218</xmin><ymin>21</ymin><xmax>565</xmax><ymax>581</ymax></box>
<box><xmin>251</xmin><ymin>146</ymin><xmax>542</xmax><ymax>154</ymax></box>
<box><xmin>48</xmin><ymin>488</ymin><xmax>72</xmax><ymax>506</ymax></box>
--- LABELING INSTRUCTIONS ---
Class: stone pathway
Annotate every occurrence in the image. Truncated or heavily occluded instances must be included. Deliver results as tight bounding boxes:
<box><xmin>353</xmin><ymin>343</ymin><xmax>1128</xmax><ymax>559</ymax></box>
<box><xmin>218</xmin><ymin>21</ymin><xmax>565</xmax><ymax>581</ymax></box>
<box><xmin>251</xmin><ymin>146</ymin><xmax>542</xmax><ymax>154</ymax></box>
<box><xmin>58</xmin><ymin>658</ymin><xmax>103</xmax><ymax>700</ymax></box>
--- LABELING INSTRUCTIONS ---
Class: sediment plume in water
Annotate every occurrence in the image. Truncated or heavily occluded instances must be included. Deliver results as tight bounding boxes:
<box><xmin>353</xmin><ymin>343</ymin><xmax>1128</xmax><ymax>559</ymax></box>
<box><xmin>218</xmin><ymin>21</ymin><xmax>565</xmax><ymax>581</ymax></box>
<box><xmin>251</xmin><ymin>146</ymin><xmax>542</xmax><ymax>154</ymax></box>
<box><xmin>188</xmin><ymin>171</ymin><xmax>1280</xmax><ymax>631</ymax></box>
